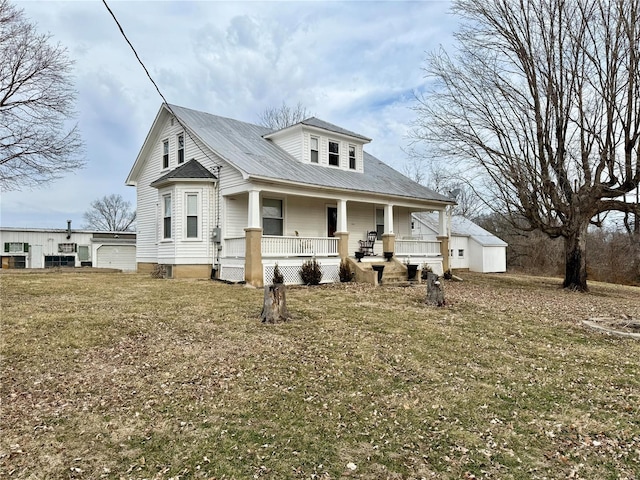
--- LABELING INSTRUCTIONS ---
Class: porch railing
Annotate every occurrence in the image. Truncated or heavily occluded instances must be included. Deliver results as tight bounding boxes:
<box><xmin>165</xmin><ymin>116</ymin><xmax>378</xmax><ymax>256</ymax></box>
<box><xmin>396</xmin><ymin>239</ymin><xmax>441</xmax><ymax>256</ymax></box>
<box><xmin>223</xmin><ymin>236</ymin><xmax>339</xmax><ymax>258</ymax></box>
<box><xmin>262</xmin><ymin>236</ymin><xmax>338</xmax><ymax>257</ymax></box>
<box><xmin>224</xmin><ymin>237</ymin><xmax>246</xmax><ymax>257</ymax></box>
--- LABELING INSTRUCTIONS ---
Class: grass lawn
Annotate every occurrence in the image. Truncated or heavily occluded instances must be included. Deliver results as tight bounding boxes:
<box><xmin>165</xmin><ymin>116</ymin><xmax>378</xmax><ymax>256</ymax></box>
<box><xmin>1</xmin><ymin>270</ymin><xmax>639</xmax><ymax>479</ymax></box>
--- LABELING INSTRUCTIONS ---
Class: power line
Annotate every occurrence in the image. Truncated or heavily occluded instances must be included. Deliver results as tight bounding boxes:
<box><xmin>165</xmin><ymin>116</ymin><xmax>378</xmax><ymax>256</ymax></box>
<box><xmin>101</xmin><ymin>0</ymin><xmax>222</xmax><ymax>172</ymax></box>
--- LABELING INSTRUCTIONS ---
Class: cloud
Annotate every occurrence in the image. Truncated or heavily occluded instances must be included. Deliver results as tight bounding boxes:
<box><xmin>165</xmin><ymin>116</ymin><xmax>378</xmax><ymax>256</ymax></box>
<box><xmin>2</xmin><ymin>0</ymin><xmax>458</xmax><ymax>228</ymax></box>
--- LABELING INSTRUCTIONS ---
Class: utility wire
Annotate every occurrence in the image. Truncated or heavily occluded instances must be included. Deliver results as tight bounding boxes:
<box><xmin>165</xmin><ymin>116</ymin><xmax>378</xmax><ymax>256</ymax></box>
<box><xmin>101</xmin><ymin>0</ymin><xmax>222</xmax><ymax>172</ymax></box>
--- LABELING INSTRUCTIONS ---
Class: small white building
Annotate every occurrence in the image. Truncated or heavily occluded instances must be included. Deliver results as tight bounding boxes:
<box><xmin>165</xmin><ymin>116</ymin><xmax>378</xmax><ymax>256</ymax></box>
<box><xmin>412</xmin><ymin>213</ymin><xmax>507</xmax><ymax>273</ymax></box>
<box><xmin>0</xmin><ymin>224</ymin><xmax>136</xmax><ymax>271</ymax></box>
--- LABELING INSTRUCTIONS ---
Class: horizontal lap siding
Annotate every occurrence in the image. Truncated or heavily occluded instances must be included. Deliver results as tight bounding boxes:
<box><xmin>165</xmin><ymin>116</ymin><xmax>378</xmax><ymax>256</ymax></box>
<box><xmin>285</xmin><ymin>197</ymin><xmax>327</xmax><ymax>237</ymax></box>
<box><xmin>347</xmin><ymin>203</ymin><xmax>375</xmax><ymax>255</ymax></box>
<box><xmin>224</xmin><ymin>195</ymin><xmax>247</xmax><ymax>238</ymax></box>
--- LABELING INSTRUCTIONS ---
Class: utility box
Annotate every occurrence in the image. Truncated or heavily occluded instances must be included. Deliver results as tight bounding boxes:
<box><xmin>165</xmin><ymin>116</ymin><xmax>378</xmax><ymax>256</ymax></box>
<box><xmin>211</xmin><ymin>228</ymin><xmax>221</xmax><ymax>243</ymax></box>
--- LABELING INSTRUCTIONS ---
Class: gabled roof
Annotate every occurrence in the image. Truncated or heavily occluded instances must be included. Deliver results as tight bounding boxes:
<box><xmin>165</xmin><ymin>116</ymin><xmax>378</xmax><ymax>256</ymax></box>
<box><xmin>413</xmin><ymin>212</ymin><xmax>508</xmax><ymax>247</ymax></box>
<box><xmin>300</xmin><ymin>117</ymin><xmax>372</xmax><ymax>142</ymax></box>
<box><xmin>130</xmin><ymin>103</ymin><xmax>453</xmax><ymax>205</ymax></box>
<box><xmin>150</xmin><ymin>159</ymin><xmax>217</xmax><ymax>188</ymax></box>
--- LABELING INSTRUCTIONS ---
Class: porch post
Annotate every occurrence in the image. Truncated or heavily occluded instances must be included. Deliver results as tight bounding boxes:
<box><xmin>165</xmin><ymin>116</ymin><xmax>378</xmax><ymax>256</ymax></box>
<box><xmin>437</xmin><ymin>209</ymin><xmax>450</xmax><ymax>272</ymax></box>
<box><xmin>382</xmin><ymin>204</ymin><xmax>395</xmax><ymax>254</ymax></box>
<box><xmin>335</xmin><ymin>199</ymin><xmax>349</xmax><ymax>259</ymax></box>
<box><xmin>245</xmin><ymin>228</ymin><xmax>263</xmax><ymax>287</ymax></box>
<box><xmin>245</xmin><ymin>189</ymin><xmax>263</xmax><ymax>287</ymax></box>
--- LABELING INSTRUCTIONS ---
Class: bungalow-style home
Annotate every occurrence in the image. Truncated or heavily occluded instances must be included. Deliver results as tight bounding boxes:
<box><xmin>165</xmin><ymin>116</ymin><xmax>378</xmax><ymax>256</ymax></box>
<box><xmin>412</xmin><ymin>212</ymin><xmax>507</xmax><ymax>273</ymax></box>
<box><xmin>0</xmin><ymin>222</ymin><xmax>136</xmax><ymax>270</ymax></box>
<box><xmin>126</xmin><ymin>103</ymin><xmax>455</xmax><ymax>286</ymax></box>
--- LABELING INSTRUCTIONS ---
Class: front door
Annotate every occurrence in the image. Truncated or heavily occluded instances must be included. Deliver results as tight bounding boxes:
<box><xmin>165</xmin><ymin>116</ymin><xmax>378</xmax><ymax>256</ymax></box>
<box><xmin>327</xmin><ymin>207</ymin><xmax>337</xmax><ymax>237</ymax></box>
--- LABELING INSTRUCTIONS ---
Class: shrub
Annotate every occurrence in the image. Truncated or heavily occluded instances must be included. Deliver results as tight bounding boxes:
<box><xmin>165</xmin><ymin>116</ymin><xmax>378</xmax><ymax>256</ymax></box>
<box><xmin>272</xmin><ymin>263</ymin><xmax>284</xmax><ymax>285</ymax></box>
<box><xmin>338</xmin><ymin>258</ymin><xmax>353</xmax><ymax>282</ymax></box>
<box><xmin>300</xmin><ymin>258</ymin><xmax>323</xmax><ymax>285</ymax></box>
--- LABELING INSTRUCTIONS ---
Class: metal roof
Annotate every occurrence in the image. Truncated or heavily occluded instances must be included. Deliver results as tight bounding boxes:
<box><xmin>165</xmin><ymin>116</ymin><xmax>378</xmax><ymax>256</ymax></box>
<box><xmin>413</xmin><ymin>212</ymin><xmax>508</xmax><ymax>247</ymax></box>
<box><xmin>167</xmin><ymin>104</ymin><xmax>453</xmax><ymax>204</ymax></box>
<box><xmin>299</xmin><ymin>117</ymin><xmax>372</xmax><ymax>142</ymax></box>
<box><xmin>150</xmin><ymin>159</ymin><xmax>217</xmax><ymax>188</ymax></box>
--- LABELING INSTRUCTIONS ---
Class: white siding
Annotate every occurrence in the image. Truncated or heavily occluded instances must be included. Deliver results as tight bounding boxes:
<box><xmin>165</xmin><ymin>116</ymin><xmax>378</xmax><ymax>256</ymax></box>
<box><xmin>224</xmin><ymin>194</ymin><xmax>248</xmax><ymax>238</ymax></box>
<box><xmin>285</xmin><ymin>197</ymin><xmax>327</xmax><ymax>237</ymax></box>
<box><xmin>271</xmin><ymin>128</ymin><xmax>302</xmax><ymax>161</ymax></box>
<box><xmin>449</xmin><ymin>236</ymin><xmax>469</xmax><ymax>269</ymax></box>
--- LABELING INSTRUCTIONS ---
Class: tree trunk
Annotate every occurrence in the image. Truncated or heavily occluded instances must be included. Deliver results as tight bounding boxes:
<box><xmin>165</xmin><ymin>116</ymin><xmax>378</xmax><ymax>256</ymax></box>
<box><xmin>563</xmin><ymin>224</ymin><xmax>588</xmax><ymax>292</ymax></box>
<box><xmin>425</xmin><ymin>272</ymin><xmax>446</xmax><ymax>306</ymax></box>
<box><xmin>260</xmin><ymin>284</ymin><xmax>290</xmax><ymax>323</ymax></box>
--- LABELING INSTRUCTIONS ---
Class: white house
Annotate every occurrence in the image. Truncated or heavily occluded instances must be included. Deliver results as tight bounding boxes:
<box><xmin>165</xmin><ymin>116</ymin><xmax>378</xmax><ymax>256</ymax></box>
<box><xmin>126</xmin><ymin>103</ymin><xmax>455</xmax><ymax>286</ymax></box>
<box><xmin>412</xmin><ymin>213</ymin><xmax>507</xmax><ymax>273</ymax></box>
<box><xmin>0</xmin><ymin>223</ymin><xmax>136</xmax><ymax>271</ymax></box>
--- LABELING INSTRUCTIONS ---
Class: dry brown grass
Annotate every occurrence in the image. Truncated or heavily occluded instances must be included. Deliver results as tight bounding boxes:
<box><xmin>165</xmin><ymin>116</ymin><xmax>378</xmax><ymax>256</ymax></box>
<box><xmin>1</xmin><ymin>271</ymin><xmax>639</xmax><ymax>479</ymax></box>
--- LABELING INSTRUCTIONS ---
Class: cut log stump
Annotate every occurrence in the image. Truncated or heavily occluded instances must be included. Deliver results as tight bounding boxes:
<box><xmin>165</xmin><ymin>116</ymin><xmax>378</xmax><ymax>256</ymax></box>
<box><xmin>261</xmin><ymin>283</ymin><xmax>290</xmax><ymax>323</ymax></box>
<box><xmin>425</xmin><ymin>272</ymin><xmax>446</xmax><ymax>307</ymax></box>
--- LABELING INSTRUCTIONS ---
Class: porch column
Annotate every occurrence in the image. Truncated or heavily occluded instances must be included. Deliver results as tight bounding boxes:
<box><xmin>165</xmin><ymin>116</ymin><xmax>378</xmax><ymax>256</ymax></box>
<box><xmin>245</xmin><ymin>227</ymin><xmax>263</xmax><ymax>287</ymax></box>
<box><xmin>245</xmin><ymin>189</ymin><xmax>263</xmax><ymax>287</ymax></box>
<box><xmin>382</xmin><ymin>204</ymin><xmax>395</xmax><ymax>254</ymax></box>
<box><xmin>437</xmin><ymin>209</ymin><xmax>450</xmax><ymax>272</ymax></box>
<box><xmin>247</xmin><ymin>189</ymin><xmax>261</xmax><ymax>228</ymax></box>
<box><xmin>335</xmin><ymin>199</ymin><xmax>349</xmax><ymax>259</ymax></box>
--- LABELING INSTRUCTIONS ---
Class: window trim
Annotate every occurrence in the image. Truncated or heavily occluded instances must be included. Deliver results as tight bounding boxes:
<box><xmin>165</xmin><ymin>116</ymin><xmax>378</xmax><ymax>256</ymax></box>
<box><xmin>5</xmin><ymin>242</ymin><xmax>28</xmax><ymax>253</ymax></box>
<box><xmin>185</xmin><ymin>192</ymin><xmax>200</xmax><ymax>240</ymax></box>
<box><xmin>163</xmin><ymin>194</ymin><xmax>172</xmax><ymax>240</ymax></box>
<box><xmin>262</xmin><ymin>197</ymin><xmax>284</xmax><ymax>236</ymax></box>
<box><xmin>458</xmin><ymin>249</ymin><xmax>465</xmax><ymax>258</ymax></box>
<box><xmin>58</xmin><ymin>242</ymin><xmax>77</xmax><ymax>254</ymax></box>
<box><xmin>177</xmin><ymin>133</ymin><xmax>185</xmax><ymax>164</ymax></box>
<box><xmin>162</xmin><ymin>139</ymin><xmax>169</xmax><ymax>169</ymax></box>
<box><xmin>328</xmin><ymin>140</ymin><xmax>340</xmax><ymax>167</ymax></box>
<box><xmin>310</xmin><ymin>136</ymin><xmax>319</xmax><ymax>163</ymax></box>
<box><xmin>348</xmin><ymin>144</ymin><xmax>356</xmax><ymax>170</ymax></box>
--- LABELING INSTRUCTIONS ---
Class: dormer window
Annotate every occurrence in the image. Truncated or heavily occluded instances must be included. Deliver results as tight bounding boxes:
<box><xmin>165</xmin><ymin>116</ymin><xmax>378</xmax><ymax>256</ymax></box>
<box><xmin>310</xmin><ymin>137</ymin><xmax>319</xmax><ymax>163</ymax></box>
<box><xmin>328</xmin><ymin>141</ymin><xmax>339</xmax><ymax>166</ymax></box>
<box><xmin>349</xmin><ymin>145</ymin><xmax>356</xmax><ymax>170</ymax></box>
<box><xmin>177</xmin><ymin>133</ymin><xmax>185</xmax><ymax>164</ymax></box>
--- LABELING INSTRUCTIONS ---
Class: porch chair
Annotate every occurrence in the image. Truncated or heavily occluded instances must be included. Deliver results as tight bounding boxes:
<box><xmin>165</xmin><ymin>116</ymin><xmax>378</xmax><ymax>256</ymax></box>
<box><xmin>358</xmin><ymin>231</ymin><xmax>378</xmax><ymax>256</ymax></box>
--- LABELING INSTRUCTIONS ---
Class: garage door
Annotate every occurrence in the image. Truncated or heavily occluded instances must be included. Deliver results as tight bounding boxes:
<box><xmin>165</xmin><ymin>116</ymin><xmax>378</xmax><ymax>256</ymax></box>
<box><xmin>96</xmin><ymin>245</ymin><xmax>136</xmax><ymax>271</ymax></box>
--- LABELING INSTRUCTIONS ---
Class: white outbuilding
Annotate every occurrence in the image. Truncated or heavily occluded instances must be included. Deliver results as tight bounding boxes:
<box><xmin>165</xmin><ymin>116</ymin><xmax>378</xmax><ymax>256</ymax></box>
<box><xmin>1</xmin><ymin>223</ymin><xmax>136</xmax><ymax>271</ymax></box>
<box><xmin>412</xmin><ymin>213</ymin><xmax>507</xmax><ymax>273</ymax></box>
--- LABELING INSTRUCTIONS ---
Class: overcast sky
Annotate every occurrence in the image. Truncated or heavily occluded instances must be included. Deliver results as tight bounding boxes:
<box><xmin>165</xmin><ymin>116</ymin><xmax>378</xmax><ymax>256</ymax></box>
<box><xmin>1</xmin><ymin>0</ymin><xmax>458</xmax><ymax>229</ymax></box>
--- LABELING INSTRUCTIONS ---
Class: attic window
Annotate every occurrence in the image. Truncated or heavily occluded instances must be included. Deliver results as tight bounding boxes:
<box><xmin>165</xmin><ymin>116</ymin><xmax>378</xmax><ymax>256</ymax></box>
<box><xmin>177</xmin><ymin>133</ymin><xmax>185</xmax><ymax>164</ymax></box>
<box><xmin>162</xmin><ymin>140</ymin><xmax>169</xmax><ymax>169</ymax></box>
<box><xmin>310</xmin><ymin>137</ymin><xmax>319</xmax><ymax>163</ymax></box>
<box><xmin>328</xmin><ymin>141</ymin><xmax>339</xmax><ymax>166</ymax></box>
<box><xmin>349</xmin><ymin>145</ymin><xmax>356</xmax><ymax>170</ymax></box>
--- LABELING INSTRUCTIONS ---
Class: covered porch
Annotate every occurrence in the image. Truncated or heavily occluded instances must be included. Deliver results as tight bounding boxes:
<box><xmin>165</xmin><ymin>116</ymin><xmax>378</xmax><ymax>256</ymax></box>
<box><xmin>216</xmin><ymin>189</ymin><xmax>450</xmax><ymax>286</ymax></box>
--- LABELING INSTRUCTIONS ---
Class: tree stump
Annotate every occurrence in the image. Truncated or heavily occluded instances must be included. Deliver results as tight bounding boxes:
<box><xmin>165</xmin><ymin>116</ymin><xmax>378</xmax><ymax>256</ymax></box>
<box><xmin>260</xmin><ymin>283</ymin><xmax>290</xmax><ymax>323</ymax></box>
<box><xmin>425</xmin><ymin>272</ymin><xmax>446</xmax><ymax>306</ymax></box>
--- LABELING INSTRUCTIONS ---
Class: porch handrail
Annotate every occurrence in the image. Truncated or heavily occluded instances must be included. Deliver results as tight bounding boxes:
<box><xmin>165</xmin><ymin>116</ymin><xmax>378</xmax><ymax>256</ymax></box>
<box><xmin>262</xmin><ymin>235</ymin><xmax>339</xmax><ymax>257</ymax></box>
<box><xmin>224</xmin><ymin>237</ymin><xmax>246</xmax><ymax>257</ymax></box>
<box><xmin>396</xmin><ymin>239</ymin><xmax>441</xmax><ymax>256</ymax></box>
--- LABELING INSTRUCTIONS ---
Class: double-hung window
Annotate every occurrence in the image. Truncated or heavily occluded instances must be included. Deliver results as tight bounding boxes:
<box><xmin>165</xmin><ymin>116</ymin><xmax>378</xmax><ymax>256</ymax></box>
<box><xmin>163</xmin><ymin>194</ymin><xmax>172</xmax><ymax>239</ymax></box>
<box><xmin>328</xmin><ymin>140</ymin><xmax>339</xmax><ymax>166</ymax></box>
<box><xmin>349</xmin><ymin>145</ymin><xmax>356</xmax><ymax>170</ymax></box>
<box><xmin>4</xmin><ymin>242</ymin><xmax>28</xmax><ymax>253</ymax></box>
<box><xmin>310</xmin><ymin>137</ymin><xmax>319</xmax><ymax>163</ymax></box>
<box><xmin>376</xmin><ymin>208</ymin><xmax>384</xmax><ymax>240</ymax></box>
<box><xmin>162</xmin><ymin>140</ymin><xmax>169</xmax><ymax>169</ymax></box>
<box><xmin>177</xmin><ymin>133</ymin><xmax>185</xmax><ymax>164</ymax></box>
<box><xmin>262</xmin><ymin>198</ymin><xmax>283</xmax><ymax>236</ymax></box>
<box><xmin>186</xmin><ymin>193</ymin><xmax>198</xmax><ymax>238</ymax></box>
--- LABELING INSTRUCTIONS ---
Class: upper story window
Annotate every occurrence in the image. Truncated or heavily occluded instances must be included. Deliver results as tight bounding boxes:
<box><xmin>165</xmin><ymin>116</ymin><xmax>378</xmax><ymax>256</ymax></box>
<box><xmin>262</xmin><ymin>198</ymin><xmax>283</xmax><ymax>236</ymax></box>
<box><xmin>177</xmin><ymin>133</ymin><xmax>185</xmax><ymax>164</ymax></box>
<box><xmin>310</xmin><ymin>137</ymin><xmax>319</xmax><ymax>163</ymax></box>
<box><xmin>328</xmin><ymin>141</ymin><xmax>340</xmax><ymax>166</ymax></box>
<box><xmin>162</xmin><ymin>139</ymin><xmax>169</xmax><ymax>169</ymax></box>
<box><xmin>186</xmin><ymin>193</ymin><xmax>198</xmax><ymax>238</ymax></box>
<box><xmin>163</xmin><ymin>194</ymin><xmax>172</xmax><ymax>239</ymax></box>
<box><xmin>349</xmin><ymin>145</ymin><xmax>356</xmax><ymax>170</ymax></box>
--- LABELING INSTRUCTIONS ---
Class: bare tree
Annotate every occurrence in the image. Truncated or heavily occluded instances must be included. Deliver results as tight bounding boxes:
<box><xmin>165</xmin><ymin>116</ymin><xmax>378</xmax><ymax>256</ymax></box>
<box><xmin>258</xmin><ymin>101</ymin><xmax>311</xmax><ymax>130</ymax></box>
<box><xmin>83</xmin><ymin>194</ymin><xmax>136</xmax><ymax>232</ymax></box>
<box><xmin>0</xmin><ymin>0</ymin><xmax>84</xmax><ymax>190</ymax></box>
<box><xmin>412</xmin><ymin>0</ymin><xmax>640</xmax><ymax>291</ymax></box>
